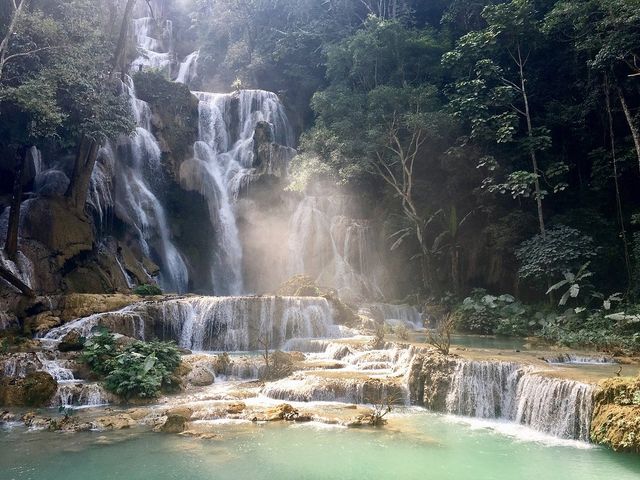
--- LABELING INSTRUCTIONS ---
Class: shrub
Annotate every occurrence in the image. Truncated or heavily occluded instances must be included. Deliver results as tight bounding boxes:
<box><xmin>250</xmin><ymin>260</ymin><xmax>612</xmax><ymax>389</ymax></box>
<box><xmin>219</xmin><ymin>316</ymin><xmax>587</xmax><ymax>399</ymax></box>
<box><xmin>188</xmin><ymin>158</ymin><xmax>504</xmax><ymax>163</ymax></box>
<box><xmin>134</xmin><ymin>284</ymin><xmax>163</xmax><ymax>296</ymax></box>
<box><xmin>104</xmin><ymin>340</ymin><xmax>182</xmax><ymax>400</ymax></box>
<box><xmin>540</xmin><ymin>309</ymin><xmax>640</xmax><ymax>353</ymax></box>
<box><xmin>394</xmin><ymin>324</ymin><xmax>410</xmax><ymax>341</ymax></box>
<box><xmin>81</xmin><ymin>330</ymin><xmax>181</xmax><ymax>400</ymax></box>
<box><xmin>515</xmin><ymin>225</ymin><xmax>598</xmax><ymax>286</ymax></box>
<box><xmin>455</xmin><ymin>289</ymin><xmax>528</xmax><ymax>335</ymax></box>
<box><xmin>80</xmin><ymin>329</ymin><xmax>118</xmax><ymax>375</ymax></box>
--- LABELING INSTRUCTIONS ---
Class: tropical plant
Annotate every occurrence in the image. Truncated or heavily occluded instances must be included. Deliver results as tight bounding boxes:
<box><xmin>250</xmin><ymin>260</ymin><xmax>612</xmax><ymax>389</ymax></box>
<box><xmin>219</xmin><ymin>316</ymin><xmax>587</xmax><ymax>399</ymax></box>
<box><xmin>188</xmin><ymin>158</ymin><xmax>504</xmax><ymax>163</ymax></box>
<box><xmin>80</xmin><ymin>329</ymin><xmax>118</xmax><ymax>376</ymax></box>
<box><xmin>546</xmin><ymin>262</ymin><xmax>595</xmax><ymax>306</ymax></box>
<box><xmin>103</xmin><ymin>340</ymin><xmax>181</xmax><ymax>399</ymax></box>
<box><xmin>455</xmin><ymin>289</ymin><xmax>528</xmax><ymax>335</ymax></box>
<box><xmin>516</xmin><ymin>226</ymin><xmax>599</xmax><ymax>286</ymax></box>
<box><xmin>82</xmin><ymin>329</ymin><xmax>181</xmax><ymax>400</ymax></box>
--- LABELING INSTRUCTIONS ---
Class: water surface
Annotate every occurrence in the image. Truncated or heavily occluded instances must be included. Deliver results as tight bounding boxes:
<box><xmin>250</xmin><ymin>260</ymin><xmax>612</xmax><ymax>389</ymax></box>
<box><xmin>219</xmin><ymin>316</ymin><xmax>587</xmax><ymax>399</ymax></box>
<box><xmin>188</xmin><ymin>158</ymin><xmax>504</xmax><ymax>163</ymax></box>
<box><xmin>2</xmin><ymin>412</ymin><xmax>639</xmax><ymax>480</ymax></box>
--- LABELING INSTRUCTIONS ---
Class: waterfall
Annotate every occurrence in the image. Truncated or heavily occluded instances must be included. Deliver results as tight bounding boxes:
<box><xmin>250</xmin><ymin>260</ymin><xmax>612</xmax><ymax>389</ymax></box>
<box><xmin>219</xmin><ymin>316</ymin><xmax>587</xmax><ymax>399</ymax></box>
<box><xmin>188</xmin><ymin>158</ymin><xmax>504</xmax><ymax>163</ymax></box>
<box><xmin>176</xmin><ymin>51</ymin><xmax>199</xmax><ymax>85</ymax></box>
<box><xmin>444</xmin><ymin>359</ymin><xmax>595</xmax><ymax>441</ymax></box>
<box><xmin>44</xmin><ymin>296</ymin><xmax>340</xmax><ymax>352</ymax></box>
<box><xmin>0</xmin><ymin>249</ymin><xmax>34</xmax><ymax>290</ymax></box>
<box><xmin>361</xmin><ymin>303</ymin><xmax>423</xmax><ymax>329</ymax></box>
<box><xmin>35</xmin><ymin>352</ymin><xmax>75</xmax><ymax>382</ymax></box>
<box><xmin>52</xmin><ymin>383</ymin><xmax>110</xmax><ymax>408</ymax></box>
<box><xmin>287</xmin><ymin>196</ymin><xmax>384</xmax><ymax>301</ymax></box>
<box><xmin>160</xmin><ymin>296</ymin><xmax>339</xmax><ymax>351</ymax></box>
<box><xmin>544</xmin><ymin>354</ymin><xmax>617</xmax><ymax>365</ymax></box>
<box><xmin>131</xmin><ymin>17</ymin><xmax>173</xmax><ymax>74</ymax></box>
<box><xmin>179</xmin><ymin>89</ymin><xmax>294</xmax><ymax>294</ymax></box>
<box><xmin>114</xmin><ymin>76</ymin><xmax>189</xmax><ymax>293</ymax></box>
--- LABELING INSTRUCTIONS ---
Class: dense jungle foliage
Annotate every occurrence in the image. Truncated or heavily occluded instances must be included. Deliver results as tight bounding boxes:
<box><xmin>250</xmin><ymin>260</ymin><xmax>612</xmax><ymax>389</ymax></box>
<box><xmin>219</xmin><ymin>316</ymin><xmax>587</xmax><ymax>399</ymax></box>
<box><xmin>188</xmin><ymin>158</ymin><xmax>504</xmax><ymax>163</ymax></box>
<box><xmin>2</xmin><ymin>0</ymin><xmax>640</xmax><ymax>349</ymax></box>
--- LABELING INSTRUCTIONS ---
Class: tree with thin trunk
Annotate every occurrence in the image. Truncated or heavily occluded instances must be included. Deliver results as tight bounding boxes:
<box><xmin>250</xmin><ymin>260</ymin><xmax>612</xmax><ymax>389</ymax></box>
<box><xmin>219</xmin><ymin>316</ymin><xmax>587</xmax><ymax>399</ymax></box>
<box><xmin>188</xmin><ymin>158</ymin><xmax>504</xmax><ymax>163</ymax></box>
<box><xmin>604</xmin><ymin>76</ymin><xmax>633</xmax><ymax>290</ymax></box>
<box><xmin>444</xmin><ymin>0</ymin><xmax>556</xmax><ymax>238</ymax></box>
<box><xmin>373</xmin><ymin>112</ymin><xmax>432</xmax><ymax>293</ymax></box>
<box><xmin>65</xmin><ymin>136</ymin><xmax>100</xmax><ymax>213</ymax></box>
<box><xmin>0</xmin><ymin>0</ymin><xmax>29</xmax><ymax>82</ymax></box>
<box><xmin>111</xmin><ymin>0</ymin><xmax>138</xmax><ymax>80</ymax></box>
<box><xmin>617</xmin><ymin>87</ymin><xmax>640</xmax><ymax>175</ymax></box>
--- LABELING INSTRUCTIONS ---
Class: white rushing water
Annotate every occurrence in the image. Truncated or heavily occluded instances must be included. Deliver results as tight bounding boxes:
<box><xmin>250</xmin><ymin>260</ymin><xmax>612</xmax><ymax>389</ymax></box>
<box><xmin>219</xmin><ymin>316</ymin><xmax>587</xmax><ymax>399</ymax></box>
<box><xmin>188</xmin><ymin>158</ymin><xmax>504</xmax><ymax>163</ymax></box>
<box><xmin>287</xmin><ymin>196</ymin><xmax>385</xmax><ymax>302</ymax></box>
<box><xmin>360</xmin><ymin>303</ymin><xmax>423</xmax><ymax>330</ymax></box>
<box><xmin>175</xmin><ymin>50</ymin><xmax>199</xmax><ymax>85</ymax></box>
<box><xmin>43</xmin><ymin>296</ymin><xmax>341</xmax><ymax>352</ymax></box>
<box><xmin>444</xmin><ymin>360</ymin><xmax>595</xmax><ymax>441</ymax></box>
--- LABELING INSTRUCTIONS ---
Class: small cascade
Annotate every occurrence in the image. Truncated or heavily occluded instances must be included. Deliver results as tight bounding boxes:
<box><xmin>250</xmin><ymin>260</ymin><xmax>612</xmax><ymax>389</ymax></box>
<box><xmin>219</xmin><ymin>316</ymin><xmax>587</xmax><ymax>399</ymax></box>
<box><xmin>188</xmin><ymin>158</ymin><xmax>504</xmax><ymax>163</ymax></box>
<box><xmin>1</xmin><ymin>353</ymin><xmax>41</xmax><ymax>378</ymax></box>
<box><xmin>287</xmin><ymin>196</ymin><xmax>384</xmax><ymax>302</ymax></box>
<box><xmin>0</xmin><ymin>249</ymin><xmax>34</xmax><ymax>291</ymax></box>
<box><xmin>445</xmin><ymin>361</ymin><xmax>523</xmax><ymax>419</ymax></box>
<box><xmin>443</xmin><ymin>359</ymin><xmax>595</xmax><ymax>441</ymax></box>
<box><xmin>161</xmin><ymin>296</ymin><xmax>339</xmax><ymax>351</ymax></box>
<box><xmin>132</xmin><ymin>17</ymin><xmax>173</xmax><ymax>74</ymax></box>
<box><xmin>361</xmin><ymin>303</ymin><xmax>423</xmax><ymax>330</ymax></box>
<box><xmin>175</xmin><ymin>51</ymin><xmax>199</xmax><ymax>85</ymax></box>
<box><xmin>35</xmin><ymin>352</ymin><xmax>75</xmax><ymax>382</ymax></box>
<box><xmin>544</xmin><ymin>354</ymin><xmax>617</xmax><ymax>365</ymax></box>
<box><xmin>514</xmin><ymin>374</ymin><xmax>594</xmax><ymax>440</ymax></box>
<box><xmin>43</xmin><ymin>305</ymin><xmax>147</xmax><ymax>341</ymax></box>
<box><xmin>262</xmin><ymin>372</ymin><xmax>405</xmax><ymax>405</ymax></box>
<box><xmin>44</xmin><ymin>296</ymin><xmax>340</xmax><ymax>352</ymax></box>
<box><xmin>52</xmin><ymin>383</ymin><xmax>110</xmax><ymax>408</ymax></box>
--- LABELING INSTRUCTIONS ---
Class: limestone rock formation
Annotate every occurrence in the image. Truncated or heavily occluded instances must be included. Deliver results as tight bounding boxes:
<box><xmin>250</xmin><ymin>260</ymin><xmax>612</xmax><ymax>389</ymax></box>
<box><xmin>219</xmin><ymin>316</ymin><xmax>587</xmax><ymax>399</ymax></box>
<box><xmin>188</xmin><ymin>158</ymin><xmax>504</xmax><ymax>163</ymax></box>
<box><xmin>591</xmin><ymin>377</ymin><xmax>640</xmax><ymax>453</ymax></box>
<box><xmin>0</xmin><ymin>371</ymin><xmax>57</xmax><ymax>407</ymax></box>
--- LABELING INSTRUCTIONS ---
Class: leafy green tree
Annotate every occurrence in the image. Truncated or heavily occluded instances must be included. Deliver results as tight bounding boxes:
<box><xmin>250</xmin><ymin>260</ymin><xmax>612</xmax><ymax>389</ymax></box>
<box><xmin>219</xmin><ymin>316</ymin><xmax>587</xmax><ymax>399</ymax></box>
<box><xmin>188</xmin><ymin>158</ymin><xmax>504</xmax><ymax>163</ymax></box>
<box><xmin>545</xmin><ymin>0</ymin><xmax>640</xmax><ymax>173</ymax></box>
<box><xmin>444</xmin><ymin>0</ymin><xmax>564</xmax><ymax>237</ymax></box>
<box><xmin>515</xmin><ymin>225</ymin><xmax>599</xmax><ymax>288</ymax></box>
<box><xmin>0</xmin><ymin>0</ymin><xmax>134</xmax><ymax>267</ymax></box>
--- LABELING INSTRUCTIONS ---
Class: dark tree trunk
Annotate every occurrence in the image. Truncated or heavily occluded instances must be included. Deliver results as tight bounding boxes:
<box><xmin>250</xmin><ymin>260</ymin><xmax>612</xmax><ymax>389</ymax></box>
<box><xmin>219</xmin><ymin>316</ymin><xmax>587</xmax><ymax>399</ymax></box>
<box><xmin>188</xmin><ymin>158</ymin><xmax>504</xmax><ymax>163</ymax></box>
<box><xmin>111</xmin><ymin>0</ymin><xmax>138</xmax><ymax>80</ymax></box>
<box><xmin>5</xmin><ymin>146</ymin><xmax>28</xmax><ymax>262</ymax></box>
<box><xmin>0</xmin><ymin>264</ymin><xmax>34</xmax><ymax>297</ymax></box>
<box><xmin>65</xmin><ymin>136</ymin><xmax>99</xmax><ymax>213</ymax></box>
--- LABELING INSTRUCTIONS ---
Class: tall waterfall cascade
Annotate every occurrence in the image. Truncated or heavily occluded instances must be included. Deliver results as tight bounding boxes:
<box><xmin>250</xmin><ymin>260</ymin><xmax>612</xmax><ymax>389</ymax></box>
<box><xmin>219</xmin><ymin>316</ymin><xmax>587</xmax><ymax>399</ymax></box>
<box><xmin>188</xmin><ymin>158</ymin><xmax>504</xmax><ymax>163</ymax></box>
<box><xmin>287</xmin><ymin>196</ymin><xmax>386</xmax><ymax>302</ymax></box>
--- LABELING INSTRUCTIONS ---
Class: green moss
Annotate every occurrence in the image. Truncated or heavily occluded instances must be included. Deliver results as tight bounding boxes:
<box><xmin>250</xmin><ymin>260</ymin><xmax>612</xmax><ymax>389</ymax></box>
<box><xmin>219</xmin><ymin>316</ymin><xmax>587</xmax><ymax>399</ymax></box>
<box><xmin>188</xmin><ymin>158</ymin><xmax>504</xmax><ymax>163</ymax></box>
<box><xmin>133</xmin><ymin>284</ymin><xmax>163</xmax><ymax>296</ymax></box>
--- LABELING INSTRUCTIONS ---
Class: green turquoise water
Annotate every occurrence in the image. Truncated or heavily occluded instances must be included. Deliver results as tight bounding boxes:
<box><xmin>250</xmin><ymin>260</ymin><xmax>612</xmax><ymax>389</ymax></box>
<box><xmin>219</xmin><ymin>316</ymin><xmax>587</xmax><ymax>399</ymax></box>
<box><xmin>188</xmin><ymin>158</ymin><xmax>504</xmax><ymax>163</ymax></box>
<box><xmin>2</xmin><ymin>412</ymin><xmax>639</xmax><ymax>480</ymax></box>
<box><xmin>414</xmin><ymin>334</ymin><xmax>529</xmax><ymax>350</ymax></box>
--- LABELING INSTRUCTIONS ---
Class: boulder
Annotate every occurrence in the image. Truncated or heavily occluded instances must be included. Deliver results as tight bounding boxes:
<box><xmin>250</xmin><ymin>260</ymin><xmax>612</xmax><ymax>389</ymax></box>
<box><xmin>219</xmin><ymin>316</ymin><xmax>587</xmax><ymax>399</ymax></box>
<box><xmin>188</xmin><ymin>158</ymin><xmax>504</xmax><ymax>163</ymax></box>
<box><xmin>21</xmin><ymin>197</ymin><xmax>93</xmax><ymax>267</ymax></box>
<box><xmin>265</xmin><ymin>403</ymin><xmax>299</xmax><ymax>421</ymax></box>
<box><xmin>0</xmin><ymin>371</ymin><xmax>58</xmax><ymax>407</ymax></box>
<box><xmin>58</xmin><ymin>330</ymin><xmax>84</xmax><ymax>352</ymax></box>
<box><xmin>160</xmin><ymin>414</ymin><xmax>188</xmax><ymax>433</ymax></box>
<box><xmin>186</xmin><ymin>365</ymin><xmax>215</xmax><ymax>386</ymax></box>
<box><xmin>165</xmin><ymin>406</ymin><xmax>193</xmax><ymax>420</ymax></box>
<box><xmin>93</xmin><ymin>414</ymin><xmax>136</xmax><ymax>430</ymax></box>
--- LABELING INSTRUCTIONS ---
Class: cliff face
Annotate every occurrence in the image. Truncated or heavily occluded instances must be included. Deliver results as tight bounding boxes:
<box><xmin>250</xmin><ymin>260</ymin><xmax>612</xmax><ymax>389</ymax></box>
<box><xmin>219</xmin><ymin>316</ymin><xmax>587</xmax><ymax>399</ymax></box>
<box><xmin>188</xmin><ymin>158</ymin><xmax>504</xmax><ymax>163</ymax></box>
<box><xmin>0</xmin><ymin>73</ymin><xmax>202</xmax><ymax>298</ymax></box>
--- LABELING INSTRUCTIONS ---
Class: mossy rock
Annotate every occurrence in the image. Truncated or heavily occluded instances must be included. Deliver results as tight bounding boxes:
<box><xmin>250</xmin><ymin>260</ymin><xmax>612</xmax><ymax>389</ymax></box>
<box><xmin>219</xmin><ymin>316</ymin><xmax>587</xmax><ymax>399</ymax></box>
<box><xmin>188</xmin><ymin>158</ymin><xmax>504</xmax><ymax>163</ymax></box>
<box><xmin>276</xmin><ymin>275</ymin><xmax>322</xmax><ymax>297</ymax></box>
<box><xmin>133</xmin><ymin>71</ymin><xmax>199</xmax><ymax>177</ymax></box>
<box><xmin>276</xmin><ymin>275</ymin><xmax>358</xmax><ymax>327</ymax></box>
<box><xmin>591</xmin><ymin>377</ymin><xmax>640</xmax><ymax>453</ymax></box>
<box><xmin>0</xmin><ymin>371</ymin><xmax>58</xmax><ymax>407</ymax></box>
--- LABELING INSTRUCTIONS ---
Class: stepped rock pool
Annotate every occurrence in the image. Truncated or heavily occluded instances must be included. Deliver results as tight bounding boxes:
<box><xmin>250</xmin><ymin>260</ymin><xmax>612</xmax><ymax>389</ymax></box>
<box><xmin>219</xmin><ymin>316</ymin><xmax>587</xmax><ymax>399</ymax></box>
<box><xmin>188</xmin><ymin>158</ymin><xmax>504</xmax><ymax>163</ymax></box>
<box><xmin>2</xmin><ymin>411</ymin><xmax>639</xmax><ymax>480</ymax></box>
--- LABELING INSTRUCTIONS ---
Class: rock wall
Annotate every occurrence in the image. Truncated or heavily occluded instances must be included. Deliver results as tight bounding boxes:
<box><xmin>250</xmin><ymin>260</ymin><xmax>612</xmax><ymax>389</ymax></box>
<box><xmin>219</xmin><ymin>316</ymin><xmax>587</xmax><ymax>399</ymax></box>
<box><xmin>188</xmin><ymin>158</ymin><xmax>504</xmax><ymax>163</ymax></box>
<box><xmin>591</xmin><ymin>377</ymin><xmax>640</xmax><ymax>453</ymax></box>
